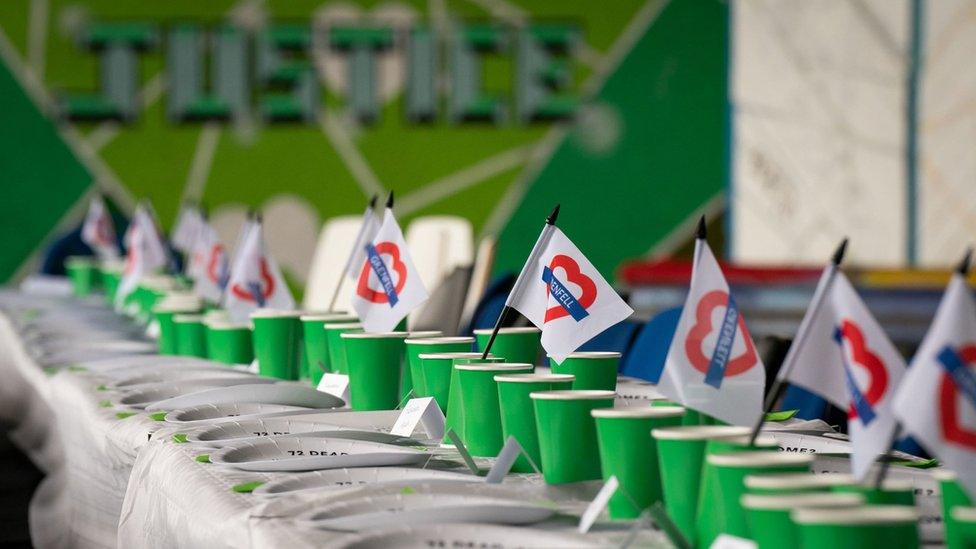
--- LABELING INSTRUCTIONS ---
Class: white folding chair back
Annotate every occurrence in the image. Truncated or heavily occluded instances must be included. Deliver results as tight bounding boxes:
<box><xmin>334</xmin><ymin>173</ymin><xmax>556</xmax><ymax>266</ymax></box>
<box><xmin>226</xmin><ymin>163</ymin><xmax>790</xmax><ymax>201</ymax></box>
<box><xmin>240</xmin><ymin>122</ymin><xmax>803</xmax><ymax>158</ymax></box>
<box><xmin>404</xmin><ymin>216</ymin><xmax>474</xmax><ymax>293</ymax></box>
<box><xmin>459</xmin><ymin>236</ymin><xmax>496</xmax><ymax>329</ymax></box>
<box><xmin>302</xmin><ymin>216</ymin><xmax>362</xmax><ymax>311</ymax></box>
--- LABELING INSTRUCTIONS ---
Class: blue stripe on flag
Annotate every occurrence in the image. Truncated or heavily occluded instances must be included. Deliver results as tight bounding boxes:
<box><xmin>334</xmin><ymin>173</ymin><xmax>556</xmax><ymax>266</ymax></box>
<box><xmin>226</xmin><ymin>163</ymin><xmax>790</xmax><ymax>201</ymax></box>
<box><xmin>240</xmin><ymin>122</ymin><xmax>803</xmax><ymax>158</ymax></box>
<box><xmin>703</xmin><ymin>295</ymin><xmax>739</xmax><ymax>388</ymax></box>
<box><xmin>542</xmin><ymin>266</ymin><xmax>589</xmax><ymax>322</ymax></box>
<box><xmin>938</xmin><ymin>346</ymin><xmax>976</xmax><ymax>411</ymax></box>
<box><xmin>834</xmin><ymin>328</ymin><xmax>877</xmax><ymax>425</ymax></box>
<box><xmin>247</xmin><ymin>282</ymin><xmax>266</xmax><ymax>307</ymax></box>
<box><xmin>366</xmin><ymin>244</ymin><xmax>399</xmax><ymax>307</ymax></box>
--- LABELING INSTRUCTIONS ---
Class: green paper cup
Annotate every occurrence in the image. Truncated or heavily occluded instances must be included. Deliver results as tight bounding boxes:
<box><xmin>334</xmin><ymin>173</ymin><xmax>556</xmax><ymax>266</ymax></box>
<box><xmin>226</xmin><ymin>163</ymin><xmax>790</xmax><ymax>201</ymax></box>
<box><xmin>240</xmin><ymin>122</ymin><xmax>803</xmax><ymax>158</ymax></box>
<box><xmin>741</xmin><ymin>492</ymin><xmax>865</xmax><ymax>549</ymax></box>
<box><xmin>205</xmin><ymin>320</ymin><xmax>253</xmax><ymax>365</ymax></box>
<box><xmin>100</xmin><ymin>260</ymin><xmax>124</xmax><ymax>305</ymax></box>
<box><xmin>251</xmin><ymin>310</ymin><xmax>302</xmax><ymax>380</ymax></box>
<box><xmin>341</xmin><ymin>332</ymin><xmax>409</xmax><ymax>411</ymax></box>
<box><xmin>698</xmin><ymin>451</ymin><xmax>814</xmax><ymax>547</ymax></box>
<box><xmin>418</xmin><ymin>352</ymin><xmax>493</xmax><ymax>413</ymax></box>
<box><xmin>152</xmin><ymin>300</ymin><xmax>201</xmax><ymax>355</ymax></box>
<box><xmin>938</xmin><ymin>470</ymin><xmax>974</xmax><ymax>549</ymax></box>
<box><xmin>706</xmin><ymin>433</ymin><xmax>779</xmax><ymax>456</ymax></box>
<box><xmin>950</xmin><ymin>506</ymin><xmax>976</xmax><ymax>549</ymax></box>
<box><xmin>300</xmin><ymin>313</ymin><xmax>356</xmax><ymax>385</ymax></box>
<box><xmin>651</xmin><ymin>425</ymin><xmax>753</xmax><ymax>543</ymax></box>
<box><xmin>530</xmin><ymin>390</ymin><xmax>615</xmax><ymax>484</ymax></box>
<box><xmin>474</xmin><ymin>327</ymin><xmax>541</xmax><ymax>363</ymax></box>
<box><xmin>455</xmin><ymin>363</ymin><xmax>535</xmax><ymax>456</ymax></box>
<box><xmin>66</xmin><ymin>256</ymin><xmax>99</xmax><ymax>297</ymax></box>
<box><xmin>745</xmin><ymin>472</ymin><xmax>854</xmax><ymax>495</ymax></box>
<box><xmin>833</xmin><ymin>478</ymin><xmax>915</xmax><ymax>506</ymax></box>
<box><xmin>550</xmin><ymin>351</ymin><xmax>621</xmax><ymax>391</ymax></box>
<box><xmin>324</xmin><ymin>322</ymin><xmax>363</xmax><ymax>375</ymax></box>
<box><xmin>792</xmin><ymin>505</ymin><xmax>919</xmax><ymax>549</ymax></box>
<box><xmin>495</xmin><ymin>373</ymin><xmax>575</xmax><ymax>473</ymax></box>
<box><xmin>592</xmin><ymin>406</ymin><xmax>686</xmax><ymax>519</ymax></box>
<box><xmin>406</xmin><ymin>338</ymin><xmax>474</xmax><ymax>398</ymax></box>
<box><xmin>173</xmin><ymin>314</ymin><xmax>208</xmax><ymax>358</ymax></box>
<box><xmin>442</xmin><ymin>355</ymin><xmax>503</xmax><ymax>443</ymax></box>
<box><xmin>399</xmin><ymin>331</ymin><xmax>443</xmax><ymax>398</ymax></box>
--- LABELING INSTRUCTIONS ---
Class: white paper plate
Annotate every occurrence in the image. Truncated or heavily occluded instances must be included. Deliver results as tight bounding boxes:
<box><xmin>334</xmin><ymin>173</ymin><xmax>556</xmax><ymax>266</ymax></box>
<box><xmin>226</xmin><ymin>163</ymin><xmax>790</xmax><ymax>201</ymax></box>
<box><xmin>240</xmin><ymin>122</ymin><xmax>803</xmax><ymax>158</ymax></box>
<box><xmin>334</xmin><ymin>524</ymin><xmax>602</xmax><ymax>549</ymax></box>
<box><xmin>184</xmin><ymin>418</ymin><xmax>408</xmax><ymax>447</ymax></box>
<box><xmin>145</xmin><ymin>383</ymin><xmax>345</xmax><ymax>412</ymax></box>
<box><xmin>164</xmin><ymin>403</ymin><xmax>315</xmax><ymax>424</ymax></box>
<box><xmin>209</xmin><ymin>436</ymin><xmax>430</xmax><ymax>472</ymax></box>
<box><xmin>111</xmin><ymin>374</ymin><xmax>267</xmax><ymax>393</ymax></box>
<box><xmin>299</xmin><ymin>493</ymin><xmax>555</xmax><ymax>531</ymax></box>
<box><xmin>116</xmin><ymin>378</ymin><xmax>277</xmax><ymax>409</ymax></box>
<box><xmin>253</xmin><ymin>467</ymin><xmax>479</xmax><ymax>496</ymax></box>
<box><xmin>107</xmin><ymin>367</ymin><xmax>253</xmax><ymax>388</ymax></box>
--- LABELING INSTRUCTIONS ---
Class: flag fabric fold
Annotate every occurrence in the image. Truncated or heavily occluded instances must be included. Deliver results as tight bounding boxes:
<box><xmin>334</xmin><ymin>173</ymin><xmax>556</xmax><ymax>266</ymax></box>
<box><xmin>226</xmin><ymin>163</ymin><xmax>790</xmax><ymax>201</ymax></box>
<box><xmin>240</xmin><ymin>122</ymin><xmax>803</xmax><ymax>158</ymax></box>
<box><xmin>115</xmin><ymin>205</ymin><xmax>169</xmax><ymax>305</ymax></box>
<box><xmin>187</xmin><ymin>219</ymin><xmax>229</xmax><ymax>303</ymax></box>
<box><xmin>171</xmin><ymin>204</ymin><xmax>205</xmax><ymax>253</ymax></box>
<box><xmin>894</xmin><ymin>273</ymin><xmax>976</xmax><ymax>496</ymax></box>
<box><xmin>222</xmin><ymin>220</ymin><xmax>294</xmax><ymax>321</ymax></box>
<box><xmin>656</xmin><ymin>238</ymin><xmax>765</xmax><ymax>426</ymax></box>
<box><xmin>81</xmin><ymin>195</ymin><xmax>119</xmax><ymax>259</ymax></box>
<box><xmin>351</xmin><ymin>208</ymin><xmax>428</xmax><ymax>332</ymax></box>
<box><xmin>344</xmin><ymin>203</ymin><xmax>381</xmax><ymax>280</ymax></box>
<box><xmin>506</xmin><ymin>226</ymin><xmax>633</xmax><ymax>362</ymax></box>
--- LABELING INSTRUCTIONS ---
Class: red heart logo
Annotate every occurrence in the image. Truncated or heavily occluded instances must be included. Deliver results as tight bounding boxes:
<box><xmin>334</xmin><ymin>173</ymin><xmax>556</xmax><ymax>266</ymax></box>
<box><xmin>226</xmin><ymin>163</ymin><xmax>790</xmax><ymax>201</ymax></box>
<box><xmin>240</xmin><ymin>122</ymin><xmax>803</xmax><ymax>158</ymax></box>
<box><xmin>206</xmin><ymin>244</ymin><xmax>226</xmax><ymax>284</ymax></box>
<box><xmin>940</xmin><ymin>345</ymin><xmax>976</xmax><ymax>450</ymax></box>
<box><xmin>543</xmin><ymin>255</ymin><xmax>597</xmax><ymax>323</ymax></box>
<box><xmin>230</xmin><ymin>258</ymin><xmax>275</xmax><ymax>301</ymax></box>
<box><xmin>356</xmin><ymin>242</ymin><xmax>407</xmax><ymax>304</ymax></box>
<box><xmin>684</xmin><ymin>290</ymin><xmax>757</xmax><ymax>377</ymax></box>
<box><xmin>836</xmin><ymin>320</ymin><xmax>888</xmax><ymax>420</ymax></box>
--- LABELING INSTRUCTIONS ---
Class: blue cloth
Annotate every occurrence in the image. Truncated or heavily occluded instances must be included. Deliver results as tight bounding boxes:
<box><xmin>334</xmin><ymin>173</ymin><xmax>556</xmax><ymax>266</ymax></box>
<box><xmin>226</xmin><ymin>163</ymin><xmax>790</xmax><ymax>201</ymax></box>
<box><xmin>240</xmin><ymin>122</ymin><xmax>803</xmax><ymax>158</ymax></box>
<box><xmin>620</xmin><ymin>306</ymin><xmax>682</xmax><ymax>383</ymax></box>
<box><xmin>577</xmin><ymin>319</ymin><xmax>642</xmax><ymax>368</ymax></box>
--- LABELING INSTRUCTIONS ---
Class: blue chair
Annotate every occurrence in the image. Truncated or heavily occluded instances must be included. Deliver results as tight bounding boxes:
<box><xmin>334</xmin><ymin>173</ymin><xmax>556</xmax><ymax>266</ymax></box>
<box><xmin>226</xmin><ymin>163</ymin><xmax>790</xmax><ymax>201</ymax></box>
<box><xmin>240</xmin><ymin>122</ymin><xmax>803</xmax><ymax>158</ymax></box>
<box><xmin>620</xmin><ymin>306</ymin><xmax>682</xmax><ymax>383</ymax></box>
<box><xmin>578</xmin><ymin>319</ymin><xmax>643</xmax><ymax>367</ymax></box>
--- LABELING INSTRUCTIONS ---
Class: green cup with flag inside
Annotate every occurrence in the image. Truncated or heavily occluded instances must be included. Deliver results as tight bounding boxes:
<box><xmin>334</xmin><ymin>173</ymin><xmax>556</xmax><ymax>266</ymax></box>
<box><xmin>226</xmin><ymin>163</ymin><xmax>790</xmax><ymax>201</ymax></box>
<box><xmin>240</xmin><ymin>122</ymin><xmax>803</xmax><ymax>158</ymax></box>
<box><xmin>173</xmin><ymin>314</ymin><xmax>208</xmax><ymax>358</ymax></box>
<box><xmin>741</xmin><ymin>492</ymin><xmax>865</xmax><ymax>549</ymax></box>
<box><xmin>550</xmin><ymin>351</ymin><xmax>621</xmax><ymax>391</ymax></box>
<box><xmin>474</xmin><ymin>327</ymin><xmax>541</xmax><ymax>364</ymax></box>
<box><xmin>324</xmin><ymin>322</ymin><xmax>363</xmax><ymax>375</ymax></box>
<box><xmin>937</xmin><ymin>470</ymin><xmax>973</xmax><ymax>549</ymax></box>
<box><xmin>697</xmin><ymin>451</ymin><xmax>814</xmax><ymax>547</ymax></box>
<box><xmin>950</xmin><ymin>506</ymin><xmax>976</xmax><ymax>549</ymax></box>
<box><xmin>792</xmin><ymin>505</ymin><xmax>919</xmax><ymax>549</ymax></box>
<box><xmin>406</xmin><ymin>337</ymin><xmax>474</xmax><ymax>398</ymax></box>
<box><xmin>152</xmin><ymin>299</ymin><xmax>201</xmax><ymax>355</ymax></box>
<box><xmin>592</xmin><ymin>406</ymin><xmax>686</xmax><ymax>519</ymax></box>
<box><xmin>341</xmin><ymin>331</ymin><xmax>409</xmax><ymax>411</ymax></box>
<box><xmin>530</xmin><ymin>390</ymin><xmax>615</xmax><ymax>483</ymax></box>
<box><xmin>455</xmin><ymin>363</ymin><xmax>534</xmax><ymax>456</ymax></box>
<box><xmin>300</xmin><ymin>313</ymin><xmax>355</xmax><ymax>385</ymax></box>
<box><xmin>650</xmin><ymin>425</ymin><xmax>753</xmax><ymax>544</ymax></box>
<box><xmin>205</xmin><ymin>319</ymin><xmax>253</xmax><ymax>365</ymax></box>
<box><xmin>65</xmin><ymin>256</ymin><xmax>99</xmax><ymax>297</ymax></box>
<box><xmin>100</xmin><ymin>259</ymin><xmax>124</xmax><ymax>305</ymax></box>
<box><xmin>495</xmin><ymin>373</ymin><xmax>575</xmax><ymax>473</ymax></box>
<box><xmin>251</xmin><ymin>310</ymin><xmax>302</xmax><ymax>380</ymax></box>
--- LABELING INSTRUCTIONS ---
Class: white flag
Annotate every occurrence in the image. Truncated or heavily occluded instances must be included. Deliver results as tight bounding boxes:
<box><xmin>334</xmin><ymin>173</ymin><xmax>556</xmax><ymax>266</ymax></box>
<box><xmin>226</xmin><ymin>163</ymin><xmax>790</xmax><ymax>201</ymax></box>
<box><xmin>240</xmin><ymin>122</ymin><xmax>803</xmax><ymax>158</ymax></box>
<box><xmin>222</xmin><ymin>220</ymin><xmax>294</xmax><ymax>321</ymax></box>
<box><xmin>115</xmin><ymin>206</ymin><xmax>169</xmax><ymax>304</ymax></box>
<box><xmin>187</xmin><ymin>219</ymin><xmax>229</xmax><ymax>303</ymax></box>
<box><xmin>351</xmin><ymin>208</ymin><xmax>428</xmax><ymax>332</ymax></box>
<box><xmin>506</xmin><ymin>226</ymin><xmax>633</xmax><ymax>362</ymax></box>
<box><xmin>783</xmin><ymin>272</ymin><xmax>906</xmax><ymax>479</ymax></box>
<box><xmin>171</xmin><ymin>204</ymin><xmax>204</xmax><ymax>253</ymax></box>
<box><xmin>80</xmin><ymin>195</ymin><xmax>119</xmax><ymax>259</ymax></box>
<box><xmin>894</xmin><ymin>273</ymin><xmax>976</xmax><ymax>497</ymax></box>
<box><xmin>656</xmin><ymin>238</ymin><xmax>765</xmax><ymax>426</ymax></box>
<box><xmin>344</xmin><ymin>202</ymin><xmax>381</xmax><ymax>280</ymax></box>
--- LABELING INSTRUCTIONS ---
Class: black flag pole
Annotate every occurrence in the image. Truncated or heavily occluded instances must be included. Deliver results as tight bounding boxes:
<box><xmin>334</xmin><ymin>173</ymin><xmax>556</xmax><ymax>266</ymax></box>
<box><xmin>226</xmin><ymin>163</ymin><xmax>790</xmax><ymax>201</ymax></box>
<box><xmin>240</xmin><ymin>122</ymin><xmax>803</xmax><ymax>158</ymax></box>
<box><xmin>327</xmin><ymin>193</ymin><xmax>380</xmax><ymax>313</ymax></box>
<box><xmin>480</xmin><ymin>204</ymin><xmax>560</xmax><ymax>359</ymax></box>
<box><xmin>747</xmin><ymin>237</ymin><xmax>849</xmax><ymax>445</ymax></box>
<box><xmin>872</xmin><ymin>246</ymin><xmax>973</xmax><ymax>489</ymax></box>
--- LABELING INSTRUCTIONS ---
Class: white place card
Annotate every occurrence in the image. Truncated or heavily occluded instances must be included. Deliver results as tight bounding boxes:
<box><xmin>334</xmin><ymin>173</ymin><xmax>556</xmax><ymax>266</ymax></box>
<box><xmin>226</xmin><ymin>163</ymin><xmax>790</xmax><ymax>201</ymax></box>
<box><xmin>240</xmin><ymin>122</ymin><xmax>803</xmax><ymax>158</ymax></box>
<box><xmin>578</xmin><ymin>475</ymin><xmax>619</xmax><ymax>534</ymax></box>
<box><xmin>316</xmin><ymin>373</ymin><xmax>350</xmax><ymax>402</ymax></box>
<box><xmin>391</xmin><ymin>397</ymin><xmax>444</xmax><ymax>439</ymax></box>
<box><xmin>485</xmin><ymin>436</ymin><xmax>525</xmax><ymax>483</ymax></box>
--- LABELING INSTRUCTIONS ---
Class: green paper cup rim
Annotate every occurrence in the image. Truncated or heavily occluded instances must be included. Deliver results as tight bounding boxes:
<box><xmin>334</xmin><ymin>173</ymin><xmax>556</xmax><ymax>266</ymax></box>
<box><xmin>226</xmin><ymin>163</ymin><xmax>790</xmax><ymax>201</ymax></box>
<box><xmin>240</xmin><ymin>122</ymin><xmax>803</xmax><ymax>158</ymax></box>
<box><xmin>952</xmin><ymin>506</ymin><xmax>976</xmax><ymax>522</ymax></box>
<box><xmin>417</xmin><ymin>352</ymin><xmax>489</xmax><ymax>360</ymax></box>
<box><xmin>529</xmin><ymin>390</ymin><xmax>616</xmax><ymax>400</ymax></box>
<box><xmin>708</xmin><ymin>434</ymin><xmax>778</xmax><ymax>448</ymax></box>
<box><xmin>205</xmin><ymin>320</ymin><xmax>252</xmax><ymax>330</ymax></box>
<box><xmin>250</xmin><ymin>309</ymin><xmax>302</xmax><ymax>318</ymax></box>
<box><xmin>592</xmin><ymin>406</ymin><xmax>685</xmax><ymax>419</ymax></box>
<box><xmin>455</xmin><ymin>362</ymin><xmax>533</xmax><ymax>372</ymax></box>
<box><xmin>173</xmin><ymin>314</ymin><xmax>206</xmax><ymax>323</ymax></box>
<box><xmin>407</xmin><ymin>331</ymin><xmax>444</xmax><ymax>338</ymax></box>
<box><xmin>933</xmin><ymin>469</ymin><xmax>958</xmax><ymax>481</ymax></box>
<box><xmin>300</xmin><ymin>313</ymin><xmax>354</xmax><ymax>321</ymax></box>
<box><xmin>340</xmin><ymin>331</ymin><xmax>409</xmax><ymax>339</ymax></box>
<box><xmin>405</xmin><ymin>336</ymin><xmax>474</xmax><ymax>345</ymax></box>
<box><xmin>66</xmin><ymin>256</ymin><xmax>98</xmax><ymax>266</ymax></box>
<box><xmin>707</xmin><ymin>450</ymin><xmax>814</xmax><ymax>468</ymax></box>
<box><xmin>744</xmin><ymin>472</ymin><xmax>853</xmax><ymax>490</ymax></box>
<box><xmin>473</xmin><ymin>327</ymin><xmax>541</xmax><ymax>335</ymax></box>
<box><xmin>842</xmin><ymin>478</ymin><xmax>914</xmax><ymax>492</ymax></box>
<box><xmin>153</xmin><ymin>304</ymin><xmax>201</xmax><ymax>314</ymax></box>
<box><xmin>741</xmin><ymin>492</ymin><xmax>864</xmax><ymax>510</ymax></box>
<box><xmin>549</xmin><ymin>351</ymin><xmax>622</xmax><ymax>359</ymax></box>
<box><xmin>493</xmin><ymin>373</ymin><xmax>575</xmax><ymax>383</ymax></box>
<box><xmin>651</xmin><ymin>425</ymin><xmax>751</xmax><ymax>440</ymax></box>
<box><xmin>324</xmin><ymin>322</ymin><xmax>363</xmax><ymax>330</ymax></box>
<box><xmin>791</xmin><ymin>505</ymin><xmax>917</xmax><ymax>525</ymax></box>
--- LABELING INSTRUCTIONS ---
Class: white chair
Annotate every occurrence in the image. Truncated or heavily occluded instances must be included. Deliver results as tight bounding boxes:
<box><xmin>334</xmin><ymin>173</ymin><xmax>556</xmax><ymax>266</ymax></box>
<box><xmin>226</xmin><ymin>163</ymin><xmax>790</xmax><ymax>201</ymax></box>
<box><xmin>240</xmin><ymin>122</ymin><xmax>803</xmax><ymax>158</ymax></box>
<box><xmin>405</xmin><ymin>216</ymin><xmax>473</xmax><ymax>327</ymax></box>
<box><xmin>302</xmin><ymin>216</ymin><xmax>362</xmax><ymax>311</ymax></box>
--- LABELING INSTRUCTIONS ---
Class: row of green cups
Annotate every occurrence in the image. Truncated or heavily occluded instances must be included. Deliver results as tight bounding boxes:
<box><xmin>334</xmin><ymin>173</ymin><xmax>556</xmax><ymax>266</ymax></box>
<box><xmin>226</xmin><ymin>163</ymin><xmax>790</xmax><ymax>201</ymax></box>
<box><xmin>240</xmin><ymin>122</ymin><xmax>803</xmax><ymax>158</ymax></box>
<box><xmin>65</xmin><ymin>256</ymin><xmax>101</xmax><ymax>297</ymax></box>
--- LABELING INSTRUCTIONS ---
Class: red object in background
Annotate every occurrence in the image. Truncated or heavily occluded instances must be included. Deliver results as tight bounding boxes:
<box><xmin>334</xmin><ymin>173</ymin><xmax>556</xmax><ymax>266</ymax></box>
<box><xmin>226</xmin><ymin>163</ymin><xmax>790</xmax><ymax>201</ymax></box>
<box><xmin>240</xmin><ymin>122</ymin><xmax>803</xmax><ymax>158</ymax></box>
<box><xmin>618</xmin><ymin>259</ymin><xmax>822</xmax><ymax>286</ymax></box>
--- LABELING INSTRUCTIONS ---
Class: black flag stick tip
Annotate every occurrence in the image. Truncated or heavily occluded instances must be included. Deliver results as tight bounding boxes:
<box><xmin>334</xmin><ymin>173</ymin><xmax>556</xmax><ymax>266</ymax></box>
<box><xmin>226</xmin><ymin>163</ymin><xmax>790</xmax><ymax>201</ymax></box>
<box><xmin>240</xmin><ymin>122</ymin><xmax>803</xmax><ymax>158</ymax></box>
<box><xmin>832</xmin><ymin>237</ymin><xmax>849</xmax><ymax>266</ymax></box>
<box><xmin>958</xmin><ymin>247</ymin><xmax>973</xmax><ymax>275</ymax></box>
<box><xmin>546</xmin><ymin>204</ymin><xmax>561</xmax><ymax>225</ymax></box>
<box><xmin>386</xmin><ymin>191</ymin><xmax>394</xmax><ymax>209</ymax></box>
<box><xmin>369</xmin><ymin>194</ymin><xmax>378</xmax><ymax>208</ymax></box>
<box><xmin>695</xmin><ymin>215</ymin><xmax>707</xmax><ymax>240</ymax></box>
